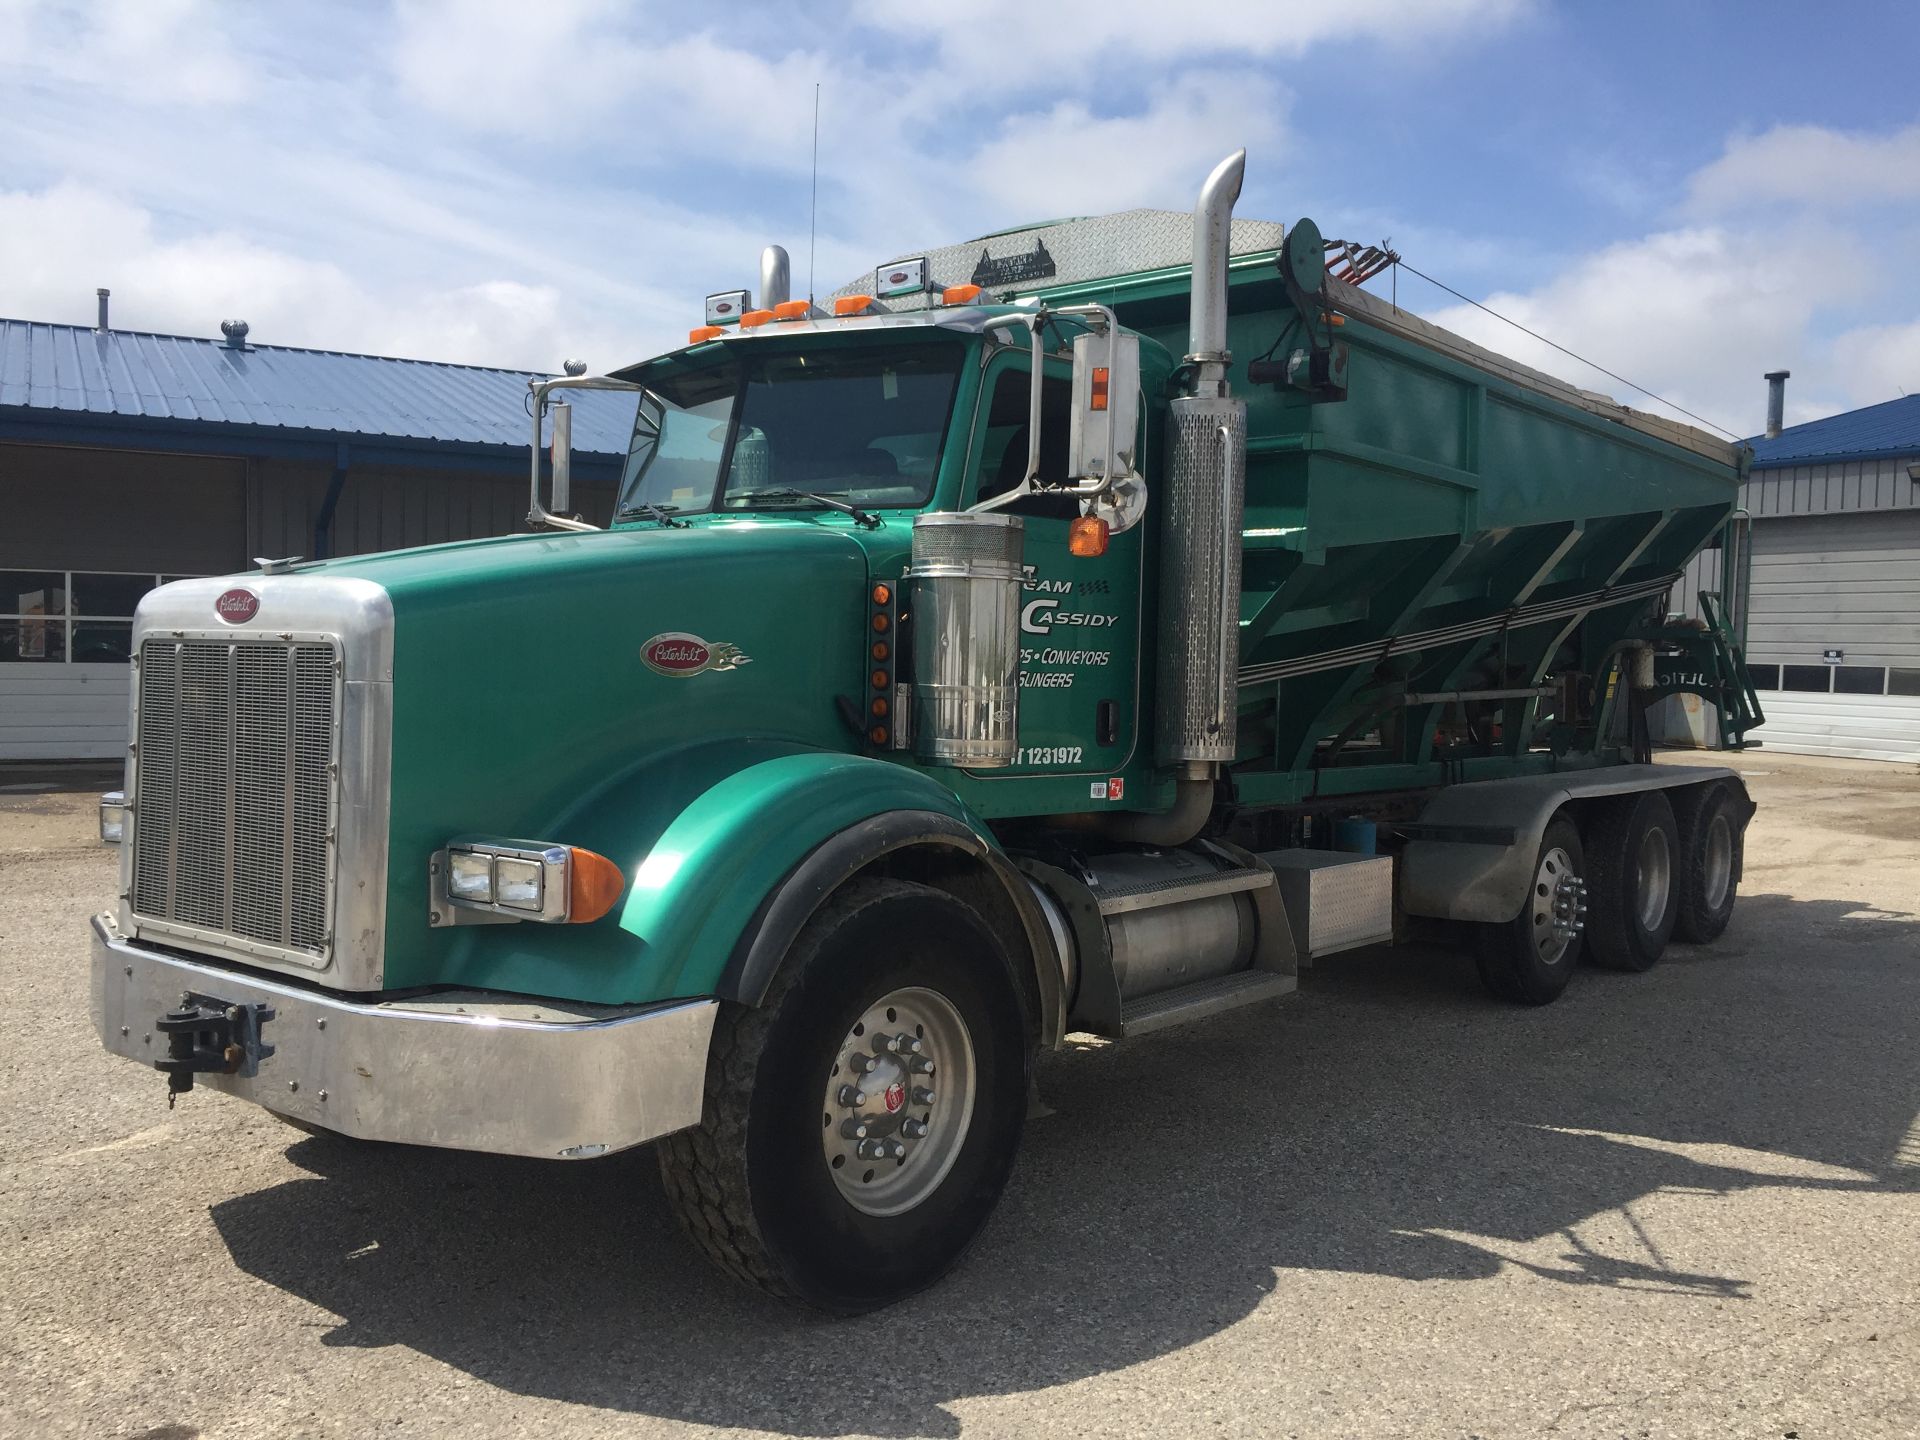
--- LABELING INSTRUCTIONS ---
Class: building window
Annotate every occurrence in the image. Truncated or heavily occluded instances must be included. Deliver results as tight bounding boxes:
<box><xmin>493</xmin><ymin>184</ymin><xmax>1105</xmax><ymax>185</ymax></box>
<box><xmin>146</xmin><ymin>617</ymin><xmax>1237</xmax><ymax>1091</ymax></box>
<box><xmin>0</xmin><ymin>570</ymin><xmax>184</xmax><ymax>664</ymax></box>
<box><xmin>1833</xmin><ymin>666</ymin><xmax>1888</xmax><ymax>696</ymax></box>
<box><xmin>1781</xmin><ymin>665</ymin><xmax>1832</xmax><ymax>693</ymax></box>
<box><xmin>1890</xmin><ymin>669</ymin><xmax>1920</xmax><ymax>698</ymax></box>
<box><xmin>1747</xmin><ymin>663</ymin><xmax>1781</xmax><ymax>691</ymax></box>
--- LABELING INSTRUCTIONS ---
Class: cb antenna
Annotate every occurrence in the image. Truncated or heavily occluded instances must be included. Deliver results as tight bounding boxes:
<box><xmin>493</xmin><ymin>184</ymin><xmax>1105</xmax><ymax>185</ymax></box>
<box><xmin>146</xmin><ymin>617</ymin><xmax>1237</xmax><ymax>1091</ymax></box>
<box><xmin>808</xmin><ymin>82</ymin><xmax>821</xmax><ymax>303</ymax></box>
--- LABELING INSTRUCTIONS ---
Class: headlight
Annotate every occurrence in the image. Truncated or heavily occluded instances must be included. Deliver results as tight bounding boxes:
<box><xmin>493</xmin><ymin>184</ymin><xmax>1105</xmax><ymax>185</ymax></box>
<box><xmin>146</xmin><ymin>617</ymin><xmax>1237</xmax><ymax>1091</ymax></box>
<box><xmin>99</xmin><ymin>791</ymin><xmax>126</xmax><ymax>844</ymax></box>
<box><xmin>432</xmin><ymin>840</ymin><xmax>624</xmax><ymax>926</ymax></box>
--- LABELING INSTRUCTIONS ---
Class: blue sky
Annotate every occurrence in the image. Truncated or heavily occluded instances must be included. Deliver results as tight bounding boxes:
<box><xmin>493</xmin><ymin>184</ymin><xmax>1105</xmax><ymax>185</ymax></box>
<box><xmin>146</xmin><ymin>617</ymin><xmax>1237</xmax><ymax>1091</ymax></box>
<box><xmin>3</xmin><ymin>0</ymin><xmax>1916</xmax><ymax>436</ymax></box>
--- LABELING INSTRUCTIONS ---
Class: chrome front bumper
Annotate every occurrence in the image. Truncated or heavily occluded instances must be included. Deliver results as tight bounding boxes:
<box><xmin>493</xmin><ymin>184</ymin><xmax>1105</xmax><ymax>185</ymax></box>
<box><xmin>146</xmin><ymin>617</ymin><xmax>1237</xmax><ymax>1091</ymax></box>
<box><xmin>91</xmin><ymin>913</ymin><xmax>716</xmax><ymax>1160</ymax></box>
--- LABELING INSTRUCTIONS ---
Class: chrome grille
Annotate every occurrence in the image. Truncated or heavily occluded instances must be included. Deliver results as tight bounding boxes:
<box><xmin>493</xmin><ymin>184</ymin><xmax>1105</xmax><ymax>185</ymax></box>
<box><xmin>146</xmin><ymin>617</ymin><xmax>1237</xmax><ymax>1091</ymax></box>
<box><xmin>131</xmin><ymin>637</ymin><xmax>338</xmax><ymax>959</ymax></box>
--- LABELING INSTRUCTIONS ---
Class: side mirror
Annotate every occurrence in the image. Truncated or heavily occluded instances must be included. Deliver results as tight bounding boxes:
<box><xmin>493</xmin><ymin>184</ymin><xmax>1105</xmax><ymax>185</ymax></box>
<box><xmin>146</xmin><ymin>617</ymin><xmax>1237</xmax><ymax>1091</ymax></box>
<box><xmin>548</xmin><ymin>398</ymin><xmax>573</xmax><ymax>515</ymax></box>
<box><xmin>1069</xmin><ymin>330</ymin><xmax>1139</xmax><ymax>486</ymax></box>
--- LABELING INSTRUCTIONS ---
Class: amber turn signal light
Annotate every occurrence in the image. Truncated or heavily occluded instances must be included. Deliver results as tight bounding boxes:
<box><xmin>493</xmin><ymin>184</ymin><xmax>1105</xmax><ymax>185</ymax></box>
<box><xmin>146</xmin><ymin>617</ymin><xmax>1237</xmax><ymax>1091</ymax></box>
<box><xmin>1068</xmin><ymin>515</ymin><xmax>1110</xmax><ymax>557</ymax></box>
<box><xmin>566</xmin><ymin>847</ymin><xmax>627</xmax><ymax>924</ymax></box>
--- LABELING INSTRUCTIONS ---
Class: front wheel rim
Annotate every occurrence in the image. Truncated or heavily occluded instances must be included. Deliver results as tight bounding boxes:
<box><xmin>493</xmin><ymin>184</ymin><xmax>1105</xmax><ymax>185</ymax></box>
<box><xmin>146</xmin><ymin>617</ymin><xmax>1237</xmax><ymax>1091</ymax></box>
<box><xmin>821</xmin><ymin>985</ymin><xmax>977</xmax><ymax>1218</ymax></box>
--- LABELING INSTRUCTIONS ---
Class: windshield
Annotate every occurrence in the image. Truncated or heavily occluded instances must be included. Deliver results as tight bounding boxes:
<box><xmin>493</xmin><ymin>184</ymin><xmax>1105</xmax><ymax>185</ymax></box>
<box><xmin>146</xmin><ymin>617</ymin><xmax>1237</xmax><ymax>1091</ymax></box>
<box><xmin>617</xmin><ymin>345</ymin><xmax>963</xmax><ymax>518</ymax></box>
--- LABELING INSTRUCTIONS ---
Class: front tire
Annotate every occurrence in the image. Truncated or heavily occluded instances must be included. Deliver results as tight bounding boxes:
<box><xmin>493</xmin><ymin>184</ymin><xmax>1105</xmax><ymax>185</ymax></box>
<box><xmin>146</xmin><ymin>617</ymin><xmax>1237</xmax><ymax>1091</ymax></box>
<box><xmin>1585</xmin><ymin>790</ymin><xmax>1680</xmax><ymax>972</ymax></box>
<box><xmin>658</xmin><ymin>877</ymin><xmax>1030</xmax><ymax>1313</ymax></box>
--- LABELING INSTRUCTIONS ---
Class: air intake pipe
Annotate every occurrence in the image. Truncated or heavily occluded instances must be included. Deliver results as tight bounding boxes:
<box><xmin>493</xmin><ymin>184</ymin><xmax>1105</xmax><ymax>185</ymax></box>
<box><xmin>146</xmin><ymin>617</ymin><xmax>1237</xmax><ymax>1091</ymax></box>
<box><xmin>760</xmin><ymin>245</ymin><xmax>791</xmax><ymax>311</ymax></box>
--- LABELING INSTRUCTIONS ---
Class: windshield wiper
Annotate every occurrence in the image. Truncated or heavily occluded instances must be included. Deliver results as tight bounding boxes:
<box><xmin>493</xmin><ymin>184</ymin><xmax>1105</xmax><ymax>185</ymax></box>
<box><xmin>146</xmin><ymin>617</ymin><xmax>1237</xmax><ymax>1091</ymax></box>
<box><xmin>617</xmin><ymin>502</ymin><xmax>688</xmax><ymax>528</ymax></box>
<box><xmin>727</xmin><ymin>488</ymin><xmax>882</xmax><ymax>529</ymax></box>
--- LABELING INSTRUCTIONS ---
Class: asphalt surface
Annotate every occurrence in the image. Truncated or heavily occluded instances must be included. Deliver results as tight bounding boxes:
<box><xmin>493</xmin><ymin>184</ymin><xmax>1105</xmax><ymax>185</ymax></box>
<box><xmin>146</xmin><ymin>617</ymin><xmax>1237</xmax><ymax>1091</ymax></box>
<box><xmin>2</xmin><ymin>751</ymin><xmax>1917</xmax><ymax>1439</ymax></box>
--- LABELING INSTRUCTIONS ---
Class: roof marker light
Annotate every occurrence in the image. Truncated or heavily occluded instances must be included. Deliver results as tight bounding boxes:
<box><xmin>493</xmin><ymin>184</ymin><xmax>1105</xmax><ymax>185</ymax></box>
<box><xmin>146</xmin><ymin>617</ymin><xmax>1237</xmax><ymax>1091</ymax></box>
<box><xmin>834</xmin><ymin>295</ymin><xmax>874</xmax><ymax>317</ymax></box>
<box><xmin>688</xmin><ymin>325</ymin><xmax>725</xmax><ymax>344</ymax></box>
<box><xmin>772</xmin><ymin>299</ymin><xmax>812</xmax><ymax>320</ymax></box>
<box><xmin>739</xmin><ymin>309</ymin><xmax>775</xmax><ymax>328</ymax></box>
<box><xmin>941</xmin><ymin>284</ymin><xmax>983</xmax><ymax>306</ymax></box>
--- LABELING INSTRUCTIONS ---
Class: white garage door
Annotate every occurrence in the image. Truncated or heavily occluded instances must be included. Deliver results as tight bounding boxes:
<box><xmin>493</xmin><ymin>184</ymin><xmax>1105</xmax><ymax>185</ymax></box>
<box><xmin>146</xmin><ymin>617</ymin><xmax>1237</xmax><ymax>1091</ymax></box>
<box><xmin>1744</xmin><ymin>511</ymin><xmax>1920</xmax><ymax>763</ymax></box>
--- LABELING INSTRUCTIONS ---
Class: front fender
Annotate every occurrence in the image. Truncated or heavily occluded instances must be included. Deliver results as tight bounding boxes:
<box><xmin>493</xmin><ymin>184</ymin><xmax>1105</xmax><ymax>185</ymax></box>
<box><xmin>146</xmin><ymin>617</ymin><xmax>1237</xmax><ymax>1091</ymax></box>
<box><xmin>441</xmin><ymin>742</ymin><xmax>998</xmax><ymax>1006</ymax></box>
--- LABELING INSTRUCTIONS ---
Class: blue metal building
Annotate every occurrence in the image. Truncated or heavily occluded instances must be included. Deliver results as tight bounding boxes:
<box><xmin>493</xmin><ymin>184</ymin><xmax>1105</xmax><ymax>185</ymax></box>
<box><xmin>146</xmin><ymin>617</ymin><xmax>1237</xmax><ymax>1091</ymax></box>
<box><xmin>1</xmin><ymin>311</ymin><xmax>638</xmax><ymax>760</ymax></box>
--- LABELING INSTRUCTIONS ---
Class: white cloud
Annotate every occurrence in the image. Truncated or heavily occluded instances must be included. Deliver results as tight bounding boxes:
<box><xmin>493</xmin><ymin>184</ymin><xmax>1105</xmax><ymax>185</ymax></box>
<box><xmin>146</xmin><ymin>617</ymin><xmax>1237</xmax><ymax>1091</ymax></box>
<box><xmin>1423</xmin><ymin>224</ymin><xmax>1870</xmax><ymax>438</ymax></box>
<box><xmin>857</xmin><ymin>0</ymin><xmax>1533</xmax><ymax>77</ymax></box>
<box><xmin>0</xmin><ymin>182</ymin><xmax>641</xmax><ymax>373</ymax></box>
<box><xmin>1688</xmin><ymin>122</ymin><xmax>1920</xmax><ymax>213</ymax></box>
<box><xmin>1828</xmin><ymin>317</ymin><xmax>1920</xmax><ymax>406</ymax></box>
<box><xmin>1</xmin><ymin>0</ymin><xmax>255</xmax><ymax>106</ymax></box>
<box><xmin>969</xmin><ymin>72</ymin><xmax>1287</xmax><ymax>221</ymax></box>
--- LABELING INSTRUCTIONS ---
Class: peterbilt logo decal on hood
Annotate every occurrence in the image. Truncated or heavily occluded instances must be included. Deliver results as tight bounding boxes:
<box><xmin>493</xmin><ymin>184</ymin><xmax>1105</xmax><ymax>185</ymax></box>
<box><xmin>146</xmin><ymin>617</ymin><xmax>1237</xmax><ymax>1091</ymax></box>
<box><xmin>215</xmin><ymin>588</ymin><xmax>260</xmax><ymax>623</ymax></box>
<box><xmin>641</xmin><ymin>633</ymin><xmax>752</xmax><ymax>677</ymax></box>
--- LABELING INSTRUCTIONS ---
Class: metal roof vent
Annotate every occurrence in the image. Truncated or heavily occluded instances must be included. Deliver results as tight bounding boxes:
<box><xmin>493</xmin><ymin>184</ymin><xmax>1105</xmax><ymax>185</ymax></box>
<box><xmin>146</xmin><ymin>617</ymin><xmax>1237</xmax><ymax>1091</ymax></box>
<box><xmin>96</xmin><ymin>288</ymin><xmax>111</xmax><ymax>332</ymax></box>
<box><xmin>563</xmin><ymin>359</ymin><xmax>587</xmax><ymax>376</ymax></box>
<box><xmin>220</xmin><ymin>319</ymin><xmax>252</xmax><ymax>351</ymax></box>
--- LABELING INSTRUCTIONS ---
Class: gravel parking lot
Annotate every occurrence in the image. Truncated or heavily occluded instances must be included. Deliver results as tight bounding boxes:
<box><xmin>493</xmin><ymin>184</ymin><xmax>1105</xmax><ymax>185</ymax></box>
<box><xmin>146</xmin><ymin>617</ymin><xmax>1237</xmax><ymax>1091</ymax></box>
<box><xmin>2</xmin><ymin>751</ymin><xmax>1916</xmax><ymax>1439</ymax></box>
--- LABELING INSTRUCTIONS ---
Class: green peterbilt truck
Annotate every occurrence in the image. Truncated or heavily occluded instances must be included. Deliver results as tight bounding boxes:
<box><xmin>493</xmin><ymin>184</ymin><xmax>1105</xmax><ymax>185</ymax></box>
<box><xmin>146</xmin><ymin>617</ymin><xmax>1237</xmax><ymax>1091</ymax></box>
<box><xmin>92</xmin><ymin>151</ymin><xmax>1762</xmax><ymax>1311</ymax></box>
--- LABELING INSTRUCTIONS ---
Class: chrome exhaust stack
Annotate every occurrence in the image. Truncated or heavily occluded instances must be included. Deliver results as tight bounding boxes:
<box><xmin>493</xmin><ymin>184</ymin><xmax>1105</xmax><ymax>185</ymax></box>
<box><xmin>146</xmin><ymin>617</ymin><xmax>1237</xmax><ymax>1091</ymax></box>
<box><xmin>1155</xmin><ymin>150</ymin><xmax>1249</xmax><ymax>771</ymax></box>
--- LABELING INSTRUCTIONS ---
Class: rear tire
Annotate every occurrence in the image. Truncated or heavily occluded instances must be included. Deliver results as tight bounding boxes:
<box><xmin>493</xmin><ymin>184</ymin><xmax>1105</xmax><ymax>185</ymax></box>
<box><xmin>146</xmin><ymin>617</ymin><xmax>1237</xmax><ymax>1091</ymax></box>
<box><xmin>1673</xmin><ymin>781</ymin><xmax>1742</xmax><ymax>943</ymax></box>
<box><xmin>1474</xmin><ymin>816</ymin><xmax>1587</xmax><ymax>1005</ymax></box>
<box><xmin>658</xmin><ymin>877</ymin><xmax>1031</xmax><ymax>1313</ymax></box>
<box><xmin>1585</xmin><ymin>790</ymin><xmax>1679</xmax><ymax>972</ymax></box>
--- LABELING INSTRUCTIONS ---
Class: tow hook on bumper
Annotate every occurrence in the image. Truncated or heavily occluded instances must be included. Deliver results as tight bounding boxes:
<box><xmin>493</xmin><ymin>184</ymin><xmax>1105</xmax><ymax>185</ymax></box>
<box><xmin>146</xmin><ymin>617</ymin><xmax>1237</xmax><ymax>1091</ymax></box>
<box><xmin>154</xmin><ymin>995</ymin><xmax>276</xmax><ymax>1106</ymax></box>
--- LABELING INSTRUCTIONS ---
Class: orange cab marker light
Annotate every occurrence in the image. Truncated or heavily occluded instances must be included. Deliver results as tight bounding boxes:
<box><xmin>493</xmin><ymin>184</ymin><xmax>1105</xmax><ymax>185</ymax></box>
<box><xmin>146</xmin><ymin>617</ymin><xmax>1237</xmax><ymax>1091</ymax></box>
<box><xmin>739</xmin><ymin>308</ymin><xmax>775</xmax><ymax>328</ymax></box>
<box><xmin>871</xmin><ymin>640</ymin><xmax>889</xmax><ymax>661</ymax></box>
<box><xmin>869</xmin><ymin>725</ymin><xmax>889</xmax><ymax>745</ymax></box>
<box><xmin>871</xmin><ymin>669</ymin><xmax>890</xmax><ymax>690</ymax></box>
<box><xmin>871</xmin><ymin>697</ymin><xmax>889</xmax><ymax>718</ymax></box>
<box><xmin>1090</xmin><ymin>366</ymin><xmax>1110</xmax><ymax>412</ymax></box>
<box><xmin>1068</xmin><ymin>515</ymin><xmax>1110</xmax><ymax>558</ymax></box>
<box><xmin>872</xmin><ymin>613</ymin><xmax>889</xmax><ymax>632</ymax></box>
<box><xmin>941</xmin><ymin>284</ymin><xmax>983</xmax><ymax>305</ymax></box>
<box><xmin>872</xmin><ymin>582</ymin><xmax>891</xmax><ymax>605</ymax></box>
<box><xmin>772</xmin><ymin>299</ymin><xmax>812</xmax><ymax>320</ymax></box>
<box><xmin>566</xmin><ymin>847</ymin><xmax>626</xmax><ymax>923</ymax></box>
<box><xmin>689</xmin><ymin>325</ymin><xmax>725</xmax><ymax>344</ymax></box>
<box><xmin>834</xmin><ymin>295</ymin><xmax>874</xmax><ymax>316</ymax></box>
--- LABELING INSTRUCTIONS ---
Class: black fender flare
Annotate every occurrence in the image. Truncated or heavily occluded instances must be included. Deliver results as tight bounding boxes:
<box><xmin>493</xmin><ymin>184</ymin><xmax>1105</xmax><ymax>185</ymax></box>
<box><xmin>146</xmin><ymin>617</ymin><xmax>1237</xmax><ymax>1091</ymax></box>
<box><xmin>717</xmin><ymin>809</ymin><xmax>1066</xmax><ymax>1046</ymax></box>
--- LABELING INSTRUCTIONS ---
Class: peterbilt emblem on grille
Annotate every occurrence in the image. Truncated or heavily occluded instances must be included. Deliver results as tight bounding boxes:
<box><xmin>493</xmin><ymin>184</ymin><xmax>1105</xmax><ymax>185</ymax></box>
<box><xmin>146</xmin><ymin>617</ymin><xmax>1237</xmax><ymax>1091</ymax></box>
<box><xmin>641</xmin><ymin>633</ymin><xmax>753</xmax><ymax>677</ymax></box>
<box><xmin>884</xmin><ymin>1081</ymin><xmax>906</xmax><ymax>1113</ymax></box>
<box><xmin>215</xmin><ymin>588</ymin><xmax>260</xmax><ymax>623</ymax></box>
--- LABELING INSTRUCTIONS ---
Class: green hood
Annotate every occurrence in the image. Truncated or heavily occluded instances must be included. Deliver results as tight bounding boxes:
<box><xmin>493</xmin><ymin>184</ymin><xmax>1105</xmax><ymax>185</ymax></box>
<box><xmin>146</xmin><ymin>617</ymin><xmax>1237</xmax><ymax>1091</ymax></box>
<box><xmin>317</xmin><ymin>518</ymin><xmax>877</xmax><ymax>993</ymax></box>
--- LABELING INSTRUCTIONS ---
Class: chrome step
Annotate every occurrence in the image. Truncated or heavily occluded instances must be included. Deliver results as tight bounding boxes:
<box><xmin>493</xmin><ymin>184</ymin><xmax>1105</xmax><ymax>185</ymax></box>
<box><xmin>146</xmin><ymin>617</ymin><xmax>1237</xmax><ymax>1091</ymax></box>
<box><xmin>1116</xmin><ymin>970</ymin><xmax>1297</xmax><ymax>1037</ymax></box>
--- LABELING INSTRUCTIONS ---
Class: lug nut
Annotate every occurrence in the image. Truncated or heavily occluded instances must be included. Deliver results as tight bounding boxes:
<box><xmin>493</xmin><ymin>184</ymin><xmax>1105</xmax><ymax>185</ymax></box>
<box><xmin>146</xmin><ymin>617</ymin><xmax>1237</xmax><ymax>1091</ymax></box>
<box><xmin>909</xmin><ymin>1056</ymin><xmax>934</xmax><ymax>1075</ymax></box>
<box><xmin>872</xmin><ymin>1033</ymin><xmax>900</xmax><ymax>1054</ymax></box>
<box><xmin>849</xmin><ymin>1053</ymin><xmax>875</xmax><ymax>1074</ymax></box>
<box><xmin>912</xmin><ymin>1086</ymin><xmax>935</xmax><ymax>1106</ymax></box>
<box><xmin>838</xmin><ymin>1085</ymin><xmax>867</xmax><ymax>1107</ymax></box>
<box><xmin>902</xmin><ymin>1118</ymin><xmax>929</xmax><ymax>1139</ymax></box>
<box><xmin>840</xmin><ymin>1119</ymin><xmax>870</xmax><ymax>1140</ymax></box>
<box><xmin>897</xmin><ymin>1034</ymin><xmax>922</xmax><ymax>1054</ymax></box>
<box><xmin>884</xmin><ymin>1139</ymin><xmax>907</xmax><ymax>1160</ymax></box>
<box><xmin>856</xmin><ymin>1138</ymin><xmax>886</xmax><ymax>1160</ymax></box>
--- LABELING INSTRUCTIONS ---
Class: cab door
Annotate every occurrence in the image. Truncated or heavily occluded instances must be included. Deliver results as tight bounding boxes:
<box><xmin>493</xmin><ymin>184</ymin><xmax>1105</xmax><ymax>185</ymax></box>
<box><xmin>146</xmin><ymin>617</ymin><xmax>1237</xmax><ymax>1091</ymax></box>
<box><xmin>966</xmin><ymin>353</ymin><xmax>1144</xmax><ymax>780</ymax></box>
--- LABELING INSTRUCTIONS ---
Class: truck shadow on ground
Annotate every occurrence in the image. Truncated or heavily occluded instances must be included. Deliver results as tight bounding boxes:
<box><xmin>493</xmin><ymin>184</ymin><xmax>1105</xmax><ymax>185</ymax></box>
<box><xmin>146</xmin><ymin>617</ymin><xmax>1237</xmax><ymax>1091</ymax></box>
<box><xmin>209</xmin><ymin>891</ymin><xmax>1920</xmax><ymax>1438</ymax></box>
